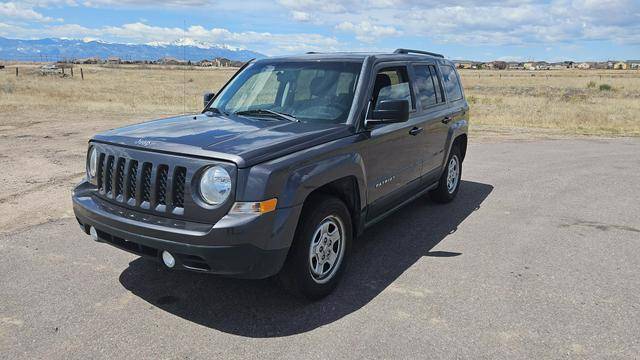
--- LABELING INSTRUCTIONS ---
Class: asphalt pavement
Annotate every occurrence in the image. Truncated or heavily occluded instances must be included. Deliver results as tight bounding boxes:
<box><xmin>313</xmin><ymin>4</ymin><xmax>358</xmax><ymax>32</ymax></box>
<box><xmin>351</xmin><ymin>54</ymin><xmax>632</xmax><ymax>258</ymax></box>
<box><xmin>1</xmin><ymin>138</ymin><xmax>639</xmax><ymax>359</ymax></box>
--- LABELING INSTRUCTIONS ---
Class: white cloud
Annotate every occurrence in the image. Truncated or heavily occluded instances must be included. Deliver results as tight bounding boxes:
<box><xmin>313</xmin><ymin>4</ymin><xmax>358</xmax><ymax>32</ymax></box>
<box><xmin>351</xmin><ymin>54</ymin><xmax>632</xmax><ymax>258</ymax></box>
<box><xmin>1</xmin><ymin>0</ymin><xmax>639</xmax><ymax>55</ymax></box>
<box><xmin>279</xmin><ymin>0</ymin><xmax>640</xmax><ymax>45</ymax></box>
<box><xmin>0</xmin><ymin>2</ymin><xmax>62</xmax><ymax>22</ymax></box>
<box><xmin>0</xmin><ymin>21</ymin><xmax>342</xmax><ymax>54</ymax></box>
<box><xmin>335</xmin><ymin>21</ymin><xmax>401</xmax><ymax>43</ymax></box>
<box><xmin>290</xmin><ymin>10</ymin><xmax>310</xmax><ymax>22</ymax></box>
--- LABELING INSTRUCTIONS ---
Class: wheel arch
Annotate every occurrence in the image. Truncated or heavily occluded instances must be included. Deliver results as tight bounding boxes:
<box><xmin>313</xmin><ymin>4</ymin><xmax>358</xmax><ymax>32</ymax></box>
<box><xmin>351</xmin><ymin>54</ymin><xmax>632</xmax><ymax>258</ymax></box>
<box><xmin>301</xmin><ymin>175</ymin><xmax>363</xmax><ymax>238</ymax></box>
<box><xmin>442</xmin><ymin>120</ymin><xmax>468</xmax><ymax>169</ymax></box>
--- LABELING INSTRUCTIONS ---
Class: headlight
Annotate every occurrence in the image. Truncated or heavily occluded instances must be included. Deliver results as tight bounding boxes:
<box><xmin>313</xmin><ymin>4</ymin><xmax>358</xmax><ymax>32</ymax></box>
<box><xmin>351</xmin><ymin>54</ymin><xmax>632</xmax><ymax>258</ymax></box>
<box><xmin>87</xmin><ymin>146</ymin><xmax>98</xmax><ymax>179</ymax></box>
<box><xmin>199</xmin><ymin>166</ymin><xmax>232</xmax><ymax>205</ymax></box>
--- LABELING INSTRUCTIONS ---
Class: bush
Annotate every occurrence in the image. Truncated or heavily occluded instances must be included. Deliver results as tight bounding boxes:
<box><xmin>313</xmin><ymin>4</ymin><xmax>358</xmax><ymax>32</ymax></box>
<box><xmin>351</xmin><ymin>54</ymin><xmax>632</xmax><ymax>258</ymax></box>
<box><xmin>587</xmin><ymin>81</ymin><xmax>596</xmax><ymax>88</ymax></box>
<box><xmin>599</xmin><ymin>84</ymin><xmax>612</xmax><ymax>91</ymax></box>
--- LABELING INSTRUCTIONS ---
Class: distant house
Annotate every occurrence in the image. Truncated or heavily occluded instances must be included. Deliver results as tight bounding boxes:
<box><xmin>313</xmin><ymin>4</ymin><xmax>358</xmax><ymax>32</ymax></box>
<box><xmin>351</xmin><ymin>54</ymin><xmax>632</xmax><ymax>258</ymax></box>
<box><xmin>523</xmin><ymin>62</ymin><xmax>535</xmax><ymax>70</ymax></box>
<box><xmin>74</xmin><ymin>57</ymin><xmax>100</xmax><ymax>64</ymax></box>
<box><xmin>507</xmin><ymin>62</ymin><xmax>524</xmax><ymax>70</ymax></box>
<box><xmin>549</xmin><ymin>62</ymin><xmax>566</xmax><ymax>70</ymax></box>
<box><xmin>40</xmin><ymin>64</ymin><xmax>61</xmax><ymax>75</ymax></box>
<box><xmin>107</xmin><ymin>56</ymin><xmax>121</xmax><ymax>64</ymax></box>
<box><xmin>628</xmin><ymin>61</ymin><xmax>640</xmax><ymax>70</ymax></box>
<box><xmin>156</xmin><ymin>57</ymin><xmax>187</xmax><ymax>65</ymax></box>
<box><xmin>491</xmin><ymin>61</ymin><xmax>508</xmax><ymax>70</ymax></box>
<box><xmin>198</xmin><ymin>59</ymin><xmax>214</xmax><ymax>67</ymax></box>
<box><xmin>613</xmin><ymin>61</ymin><xmax>628</xmax><ymax>70</ymax></box>
<box><xmin>535</xmin><ymin>62</ymin><xmax>550</xmax><ymax>70</ymax></box>
<box><xmin>576</xmin><ymin>62</ymin><xmax>591</xmax><ymax>70</ymax></box>
<box><xmin>455</xmin><ymin>61</ymin><xmax>474</xmax><ymax>69</ymax></box>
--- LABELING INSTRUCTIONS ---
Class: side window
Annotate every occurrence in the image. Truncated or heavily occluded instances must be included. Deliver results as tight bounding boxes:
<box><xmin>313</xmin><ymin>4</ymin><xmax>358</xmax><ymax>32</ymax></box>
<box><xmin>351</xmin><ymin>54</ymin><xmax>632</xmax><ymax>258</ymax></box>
<box><xmin>413</xmin><ymin>65</ymin><xmax>440</xmax><ymax>109</ymax></box>
<box><xmin>439</xmin><ymin>65</ymin><xmax>463</xmax><ymax>102</ymax></box>
<box><xmin>372</xmin><ymin>66</ymin><xmax>414</xmax><ymax>110</ymax></box>
<box><xmin>429</xmin><ymin>66</ymin><xmax>445</xmax><ymax>104</ymax></box>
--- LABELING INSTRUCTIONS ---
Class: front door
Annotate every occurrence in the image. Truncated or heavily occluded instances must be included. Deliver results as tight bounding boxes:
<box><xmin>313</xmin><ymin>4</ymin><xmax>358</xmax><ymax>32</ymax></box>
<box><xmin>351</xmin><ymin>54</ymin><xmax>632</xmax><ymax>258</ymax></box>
<box><xmin>364</xmin><ymin>65</ymin><xmax>427</xmax><ymax>220</ymax></box>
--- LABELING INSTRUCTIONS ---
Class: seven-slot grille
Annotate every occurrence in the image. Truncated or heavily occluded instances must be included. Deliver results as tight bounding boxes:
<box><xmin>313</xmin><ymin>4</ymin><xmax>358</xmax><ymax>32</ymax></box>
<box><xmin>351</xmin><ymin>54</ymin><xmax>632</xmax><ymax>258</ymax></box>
<box><xmin>96</xmin><ymin>152</ymin><xmax>187</xmax><ymax>212</ymax></box>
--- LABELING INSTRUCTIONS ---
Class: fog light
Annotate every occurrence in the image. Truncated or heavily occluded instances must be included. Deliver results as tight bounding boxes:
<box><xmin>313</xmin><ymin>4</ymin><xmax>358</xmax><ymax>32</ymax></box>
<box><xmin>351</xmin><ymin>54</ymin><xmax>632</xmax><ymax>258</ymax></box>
<box><xmin>89</xmin><ymin>226</ymin><xmax>98</xmax><ymax>241</ymax></box>
<box><xmin>162</xmin><ymin>251</ymin><xmax>175</xmax><ymax>268</ymax></box>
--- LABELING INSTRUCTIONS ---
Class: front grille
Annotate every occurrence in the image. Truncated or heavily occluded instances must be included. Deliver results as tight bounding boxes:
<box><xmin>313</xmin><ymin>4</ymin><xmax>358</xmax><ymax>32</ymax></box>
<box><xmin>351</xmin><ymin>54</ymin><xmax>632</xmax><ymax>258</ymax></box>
<box><xmin>173</xmin><ymin>167</ymin><xmax>186</xmax><ymax>208</ymax></box>
<box><xmin>141</xmin><ymin>163</ymin><xmax>152</xmax><ymax>203</ymax></box>
<box><xmin>104</xmin><ymin>156</ymin><xmax>114</xmax><ymax>195</ymax></box>
<box><xmin>96</xmin><ymin>152</ymin><xmax>187</xmax><ymax>213</ymax></box>
<box><xmin>156</xmin><ymin>165</ymin><xmax>168</xmax><ymax>206</ymax></box>
<box><xmin>126</xmin><ymin>160</ymin><xmax>138</xmax><ymax>202</ymax></box>
<box><xmin>114</xmin><ymin>158</ymin><xmax>126</xmax><ymax>198</ymax></box>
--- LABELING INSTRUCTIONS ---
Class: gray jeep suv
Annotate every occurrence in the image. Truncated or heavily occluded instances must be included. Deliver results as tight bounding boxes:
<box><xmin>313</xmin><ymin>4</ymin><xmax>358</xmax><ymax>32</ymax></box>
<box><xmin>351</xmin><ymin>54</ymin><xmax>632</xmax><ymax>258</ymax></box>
<box><xmin>72</xmin><ymin>49</ymin><xmax>469</xmax><ymax>299</ymax></box>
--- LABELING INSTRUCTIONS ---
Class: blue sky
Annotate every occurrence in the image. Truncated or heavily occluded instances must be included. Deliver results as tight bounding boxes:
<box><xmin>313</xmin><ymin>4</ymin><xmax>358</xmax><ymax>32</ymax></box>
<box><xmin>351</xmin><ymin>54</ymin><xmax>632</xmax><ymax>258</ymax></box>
<box><xmin>0</xmin><ymin>0</ymin><xmax>639</xmax><ymax>61</ymax></box>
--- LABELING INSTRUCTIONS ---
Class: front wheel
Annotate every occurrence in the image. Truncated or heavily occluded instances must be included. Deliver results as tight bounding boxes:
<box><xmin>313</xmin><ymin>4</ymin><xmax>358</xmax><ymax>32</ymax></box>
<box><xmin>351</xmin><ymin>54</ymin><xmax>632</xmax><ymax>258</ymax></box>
<box><xmin>430</xmin><ymin>145</ymin><xmax>462</xmax><ymax>203</ymax></box>
<box><xmin>278</xmin><ymin>194</ymin><xmax>352</xmax><ymax>300</ymax></box>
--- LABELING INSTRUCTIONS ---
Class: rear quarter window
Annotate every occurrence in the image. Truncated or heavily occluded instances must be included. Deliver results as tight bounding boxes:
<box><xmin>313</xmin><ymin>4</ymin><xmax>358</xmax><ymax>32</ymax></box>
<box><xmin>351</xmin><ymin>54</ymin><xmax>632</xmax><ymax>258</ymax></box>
<box><xmin>439</xmin><ymin>65</ymin><xmax>463</xmax><ymax>102</ymax></box>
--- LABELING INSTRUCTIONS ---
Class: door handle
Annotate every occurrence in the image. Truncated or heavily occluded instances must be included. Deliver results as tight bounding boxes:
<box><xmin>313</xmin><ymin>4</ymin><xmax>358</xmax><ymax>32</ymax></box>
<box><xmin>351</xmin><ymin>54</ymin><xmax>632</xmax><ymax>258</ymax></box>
<box><xmin>409</xmin><ymin>127</ymin><xmax>424</xmax><ymax>136</ymax></box>
<box><xmin>442</xmin><ymin>116</ymin><xmax>453</xmax><ymax>124</ymax></box>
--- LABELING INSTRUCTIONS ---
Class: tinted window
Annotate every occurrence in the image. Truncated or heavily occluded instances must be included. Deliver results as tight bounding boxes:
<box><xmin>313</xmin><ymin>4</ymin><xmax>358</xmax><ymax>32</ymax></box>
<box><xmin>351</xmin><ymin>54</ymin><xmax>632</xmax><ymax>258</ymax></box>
<box><xmin>372</xmin><ymin>67</ymin><xmax>414</xmax><ymax>110</ymax></box>
<box><xmin>439</xmin><ymin>65</ymin><xmax>463</xmax><ymax>101</ymax></box>
<box><xmin>430</xmin><ymin>66</ymin><xmax>445</xmax><ymax>103</ymax></box>
<box><xmin>413</xmin><ymin>65</ymin><xmax>440</xmax><ymax>109</ymax></box>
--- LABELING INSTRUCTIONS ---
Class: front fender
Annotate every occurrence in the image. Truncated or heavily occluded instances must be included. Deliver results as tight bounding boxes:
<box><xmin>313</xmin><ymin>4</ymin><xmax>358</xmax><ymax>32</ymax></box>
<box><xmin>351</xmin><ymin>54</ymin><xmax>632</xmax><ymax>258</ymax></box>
<box><xmin>235</xmin><ymin>135</ymin><xmax>367</xmax><ymax>248</ymax></box>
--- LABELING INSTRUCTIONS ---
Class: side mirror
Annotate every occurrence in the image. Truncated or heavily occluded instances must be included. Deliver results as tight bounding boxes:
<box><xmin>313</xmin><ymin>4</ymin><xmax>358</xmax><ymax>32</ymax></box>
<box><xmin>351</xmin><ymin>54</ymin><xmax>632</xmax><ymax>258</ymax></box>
<box><xmin>367</xmin><ymin>99</ymin><xmax>410</xmax><ymax>126</ymax></box>
<box><xmin>203</xmin><ymin>92</ymin><xmax>215</xmax><ymax>107</ymax></box>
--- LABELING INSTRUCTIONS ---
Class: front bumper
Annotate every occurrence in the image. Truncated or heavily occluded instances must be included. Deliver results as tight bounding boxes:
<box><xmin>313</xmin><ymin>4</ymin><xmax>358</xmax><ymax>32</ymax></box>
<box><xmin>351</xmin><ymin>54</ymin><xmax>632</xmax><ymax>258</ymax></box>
<box><xmin>72</xmin><ymin>182</ymin><xmax>301</xmax><ymax>279</ymax></box>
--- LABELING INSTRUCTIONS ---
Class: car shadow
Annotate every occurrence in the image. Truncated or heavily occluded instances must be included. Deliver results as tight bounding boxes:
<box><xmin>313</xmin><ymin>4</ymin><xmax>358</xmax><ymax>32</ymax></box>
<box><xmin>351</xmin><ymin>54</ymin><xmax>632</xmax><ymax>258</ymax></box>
<box><xmin>119</xmin><ymin>180</ymin><xmax>493</xmax><ymax>338</ymax></box>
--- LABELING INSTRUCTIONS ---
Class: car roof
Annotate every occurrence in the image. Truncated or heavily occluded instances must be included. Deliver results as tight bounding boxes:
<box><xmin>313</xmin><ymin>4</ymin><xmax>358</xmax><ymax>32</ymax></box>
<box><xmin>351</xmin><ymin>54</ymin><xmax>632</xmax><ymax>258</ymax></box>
<box><xmin>261</xmin><ymin>51</ymin><xmax>455</xmax><ymax>66</ymax></box>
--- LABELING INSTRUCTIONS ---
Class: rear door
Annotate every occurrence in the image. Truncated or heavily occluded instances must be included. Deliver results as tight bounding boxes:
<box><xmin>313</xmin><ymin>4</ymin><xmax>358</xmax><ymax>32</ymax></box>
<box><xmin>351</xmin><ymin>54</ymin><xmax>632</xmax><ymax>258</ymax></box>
<box><xmin>364</xmin><ymin>63</ymin><xmax>429</xmax><ymax>220</ymax></box>
<box><xmin>437</xmin><ymin>64</ymin><xmax>468</xmax><ymax>168</ymax></box>
<box><xmin>410</xmin><ymin>63</ymin><xmax>450</xmax><ymax>181</ymax></box>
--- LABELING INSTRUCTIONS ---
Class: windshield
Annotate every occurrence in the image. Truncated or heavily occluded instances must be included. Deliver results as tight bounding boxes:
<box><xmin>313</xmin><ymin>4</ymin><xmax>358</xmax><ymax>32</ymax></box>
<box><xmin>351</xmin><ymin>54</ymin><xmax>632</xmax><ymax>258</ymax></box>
<box><xmin>209</xmin><ymin>61</ymin><xmax>363</xmax><ymax>124</ymax></box>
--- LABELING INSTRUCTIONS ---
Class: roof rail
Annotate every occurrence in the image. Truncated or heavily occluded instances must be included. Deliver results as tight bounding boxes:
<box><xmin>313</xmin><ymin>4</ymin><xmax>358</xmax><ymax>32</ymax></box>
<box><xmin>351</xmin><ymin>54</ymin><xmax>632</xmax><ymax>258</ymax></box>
<box><xmin>394</xmin><ymin>48</ymin><xmax>444</xmax><ymax>58</ymax></box>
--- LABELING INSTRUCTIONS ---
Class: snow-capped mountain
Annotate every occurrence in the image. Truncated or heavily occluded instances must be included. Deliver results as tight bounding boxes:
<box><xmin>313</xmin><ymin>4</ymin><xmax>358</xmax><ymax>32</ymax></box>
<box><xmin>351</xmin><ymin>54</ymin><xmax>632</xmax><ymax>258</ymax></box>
<box><xmin>146</xmin><ymin>38</ymin><xmax>244</xmax><ymax>51</ymax></box>
<box><xmin>0</xmin><ymin>37</ymin><xmax>265</xmax><ymax>62</ymax></box>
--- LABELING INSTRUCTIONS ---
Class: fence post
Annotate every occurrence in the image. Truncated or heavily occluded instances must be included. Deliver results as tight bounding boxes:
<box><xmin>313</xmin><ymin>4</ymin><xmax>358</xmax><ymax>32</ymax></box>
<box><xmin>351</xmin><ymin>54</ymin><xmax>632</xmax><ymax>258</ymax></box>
<box><xmin>71</xmin><ymin>67</ymin><xmax>74</xmax><ymax>77</ymax></box>
<box><xmin>81</xmin><ymin>68</ymin><xmax>84</xmax><ymax>80</ymax></box>
<box><xmin>15</xmin><ymin>67</ymin><xmax>18</xmax><ymax>77</ymax></box>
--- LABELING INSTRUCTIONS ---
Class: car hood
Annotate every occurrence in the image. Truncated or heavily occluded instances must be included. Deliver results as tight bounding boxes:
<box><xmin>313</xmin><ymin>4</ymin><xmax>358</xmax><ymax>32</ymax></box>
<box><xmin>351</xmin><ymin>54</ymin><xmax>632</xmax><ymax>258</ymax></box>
<box><xmin>93</xmin><ymin>113</ymin><xmax>352</xmax><ymax>168</ymax></box>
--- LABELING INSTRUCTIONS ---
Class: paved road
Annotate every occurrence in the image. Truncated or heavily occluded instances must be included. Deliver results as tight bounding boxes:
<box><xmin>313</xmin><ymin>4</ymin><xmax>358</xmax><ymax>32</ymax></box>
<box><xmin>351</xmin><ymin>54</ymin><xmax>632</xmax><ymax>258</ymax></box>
<box><xmin>2</xmin><ymin>138</ymin><xmax>639</xmax><ymax>359</ymax></box>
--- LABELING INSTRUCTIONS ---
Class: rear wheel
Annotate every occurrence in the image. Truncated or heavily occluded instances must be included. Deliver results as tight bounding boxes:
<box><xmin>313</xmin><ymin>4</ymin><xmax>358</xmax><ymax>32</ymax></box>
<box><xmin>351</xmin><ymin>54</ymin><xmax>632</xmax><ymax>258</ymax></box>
<box><xmin>278</xmin><ymin>194</ymin><xmax>352</xmax><ymax>300</ymax></box>
<box><xmin>430</xmin><ymin>144</ymin><xmax>462</xmax><ymax>203</ymax></box>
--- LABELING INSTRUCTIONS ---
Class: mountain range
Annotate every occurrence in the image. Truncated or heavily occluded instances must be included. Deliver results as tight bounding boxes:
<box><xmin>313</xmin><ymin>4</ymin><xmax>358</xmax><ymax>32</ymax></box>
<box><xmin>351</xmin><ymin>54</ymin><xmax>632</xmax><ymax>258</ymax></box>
<box><xmin>0</xmin><ymin>37</ymin><xmax>265</xmax><ymax>62</ymax></box>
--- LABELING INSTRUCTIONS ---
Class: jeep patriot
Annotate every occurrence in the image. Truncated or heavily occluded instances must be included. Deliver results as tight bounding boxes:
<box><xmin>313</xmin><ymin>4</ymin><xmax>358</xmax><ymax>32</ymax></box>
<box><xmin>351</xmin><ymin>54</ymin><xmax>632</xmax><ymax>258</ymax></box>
<box><xmin>72</xmin><ymin>49</ymin><xmax>469</xmax><ymax>299</ymax></box>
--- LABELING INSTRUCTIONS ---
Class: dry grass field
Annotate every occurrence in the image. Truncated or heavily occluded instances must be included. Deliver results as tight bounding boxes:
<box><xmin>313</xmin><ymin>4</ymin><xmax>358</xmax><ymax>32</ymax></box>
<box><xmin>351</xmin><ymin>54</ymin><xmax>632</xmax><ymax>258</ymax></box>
<box><xmin>1</xmin><ymin>64</ymin><xmax>639</xmax><ymax>234</ymax></box>
<box><xmin>462</xmin><ymin>69</ymin><xmax>640</xmax><ymax>136</ymax></box>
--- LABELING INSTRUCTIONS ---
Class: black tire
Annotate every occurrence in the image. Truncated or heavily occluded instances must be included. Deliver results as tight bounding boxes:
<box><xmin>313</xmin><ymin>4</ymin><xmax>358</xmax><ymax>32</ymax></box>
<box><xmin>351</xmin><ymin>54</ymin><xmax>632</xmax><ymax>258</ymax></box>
<box><xmin>430</xmin><ymin>144</ymin><xmax>462</xmax><ymax>203</ymax></box>
<box><xmin>278</xmin><ymin>194</ymin><xmax>352</xmax><ymax>300</ymax></box>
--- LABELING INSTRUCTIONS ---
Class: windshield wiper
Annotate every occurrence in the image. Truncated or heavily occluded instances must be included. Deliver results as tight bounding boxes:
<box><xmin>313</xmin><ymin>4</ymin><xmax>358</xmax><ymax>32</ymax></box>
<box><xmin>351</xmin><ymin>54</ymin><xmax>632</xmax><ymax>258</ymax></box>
<box><xmin>205</xmin><ymin>107</ymin><xmax>227</xmax><ymax>116</ymax></box>
<box><xmin>235</xmin><ymin>109</ymin><xmax>299</xmax><ymax>123</ymax></box>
